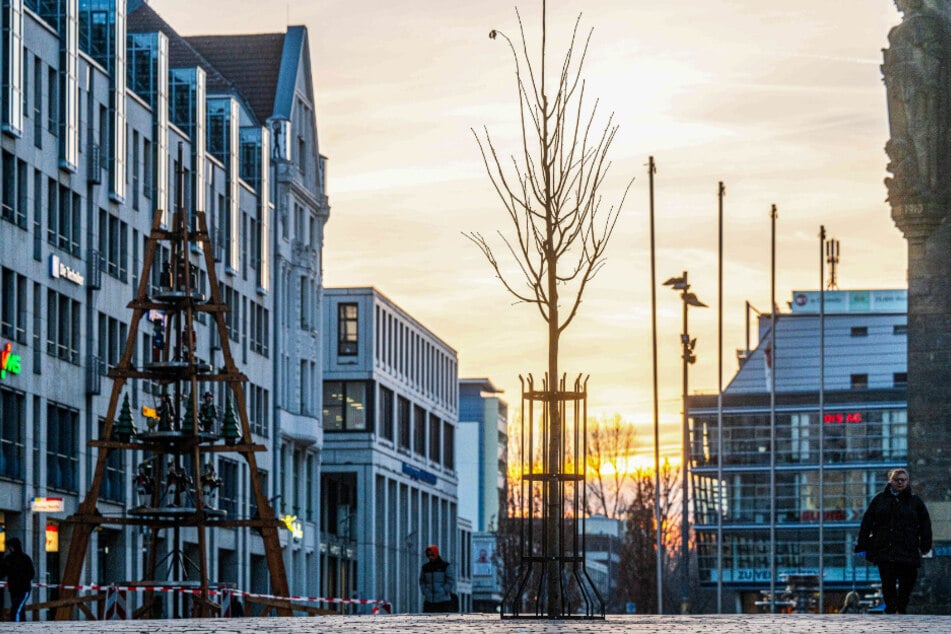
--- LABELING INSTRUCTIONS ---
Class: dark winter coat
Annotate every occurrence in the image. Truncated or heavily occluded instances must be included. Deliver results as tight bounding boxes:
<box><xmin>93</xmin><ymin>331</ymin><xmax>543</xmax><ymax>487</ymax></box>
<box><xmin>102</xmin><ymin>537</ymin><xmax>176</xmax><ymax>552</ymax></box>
<box><xmin>855</xmin><ymin>484</ymin><xmax>932</xmax><ymax>567</ymax></box>
<box><xmin>419</xmin><ymin>557</ymin><xmax>455</xmax><ymax>604</ymax></box>
<box><xmin>0</xmin><ymin>548</ymin><xmax>35</xmax><ymax>596</ymax></box>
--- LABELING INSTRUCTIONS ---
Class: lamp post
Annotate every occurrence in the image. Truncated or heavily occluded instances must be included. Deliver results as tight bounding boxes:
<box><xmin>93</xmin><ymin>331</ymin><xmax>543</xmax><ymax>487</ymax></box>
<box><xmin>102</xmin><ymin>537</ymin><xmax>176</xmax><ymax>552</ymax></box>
<box><xmin>663</xmin><ymin>271</ymin><xmax>707</xmax><ymax>614</ymax></box>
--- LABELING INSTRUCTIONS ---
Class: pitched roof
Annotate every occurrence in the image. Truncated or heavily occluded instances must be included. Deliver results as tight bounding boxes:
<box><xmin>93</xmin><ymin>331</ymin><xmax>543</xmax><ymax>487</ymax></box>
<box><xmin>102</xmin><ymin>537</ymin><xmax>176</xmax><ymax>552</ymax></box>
<box><xmin>127</xmin><ymin>2</ymin><xmax>285</xmax><ymax>124</ymax></box>
<box><xmin>184</xmin><ymin>34</ymin><xmax>285</xmax><ymax>124</ymax></box>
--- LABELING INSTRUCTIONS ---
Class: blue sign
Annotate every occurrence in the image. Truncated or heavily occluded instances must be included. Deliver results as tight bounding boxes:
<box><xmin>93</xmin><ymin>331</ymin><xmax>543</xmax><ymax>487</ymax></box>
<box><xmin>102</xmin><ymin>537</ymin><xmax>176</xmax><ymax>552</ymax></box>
<box><xmin>402</xmin><ymin>462</ymin><xmax>437</xmax><ymax>485</ymax></box>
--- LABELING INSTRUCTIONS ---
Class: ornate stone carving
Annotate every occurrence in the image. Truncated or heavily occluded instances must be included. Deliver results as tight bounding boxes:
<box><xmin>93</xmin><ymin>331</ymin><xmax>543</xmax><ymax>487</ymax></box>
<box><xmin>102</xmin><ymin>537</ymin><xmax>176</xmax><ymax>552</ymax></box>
<box><xmin>882</xmin><ymin>0</ymin><xmax>951</xmax><ymax>210</ymax></box>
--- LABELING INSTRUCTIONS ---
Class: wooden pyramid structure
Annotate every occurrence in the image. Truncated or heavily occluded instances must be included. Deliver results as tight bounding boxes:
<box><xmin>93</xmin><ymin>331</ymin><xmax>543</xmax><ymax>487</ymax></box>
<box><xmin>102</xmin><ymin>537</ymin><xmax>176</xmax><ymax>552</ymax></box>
<box><xmin>55</xmin><ymin>174</ymin><xmax>290</xmax><ymax>619</ymax></box>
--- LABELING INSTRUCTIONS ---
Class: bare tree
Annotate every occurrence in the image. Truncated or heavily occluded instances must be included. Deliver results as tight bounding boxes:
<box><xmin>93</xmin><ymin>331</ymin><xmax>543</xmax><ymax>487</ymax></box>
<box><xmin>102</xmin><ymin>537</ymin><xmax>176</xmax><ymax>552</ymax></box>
<box><xmin>585</xmin><ymin>413</ymin><xmax>639</xmax><ymax>519</ymax></box>
<box><xmin>467</xmin><ymin>1</ymin><xmax>632</xmax><ymax>615</ymax></box>
<box><xmin>618</xmin><ymin>460</ymin><xmax>680</xmax><ymax>614</ymax></box>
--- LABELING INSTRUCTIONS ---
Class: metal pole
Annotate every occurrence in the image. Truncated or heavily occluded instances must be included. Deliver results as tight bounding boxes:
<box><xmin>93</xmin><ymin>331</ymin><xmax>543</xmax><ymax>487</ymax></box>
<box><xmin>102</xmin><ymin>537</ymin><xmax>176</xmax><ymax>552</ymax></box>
<box><xmin>768</xmin><ymin>205</ymin><xmax>778</xmax><ymax>612</ymax></box>
<box><xmin>681</xmin><ymin>269</ymin><xmax>690</xmax><ymax>615</ymax></box>
<box><xmin>648</xmin><ymin>156</ymin><xmax>664</xmax><ymax>614</ymax></box>
<box><xmin>716</xmin><ymin>182</ymin><xmax>725</xmax><ymax>613</ymax></box>
<box><xmin>818</xmin><ymin>226</ymin><xmax>826</xmax><ymax>612</ymax></box>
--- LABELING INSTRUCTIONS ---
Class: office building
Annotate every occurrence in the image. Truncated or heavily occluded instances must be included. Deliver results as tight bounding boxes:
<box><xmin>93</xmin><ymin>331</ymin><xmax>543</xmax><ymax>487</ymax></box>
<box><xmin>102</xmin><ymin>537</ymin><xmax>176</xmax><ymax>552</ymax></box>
<box><xmin>0</xmin><ymin>0</ymin><xmax>327</xmax><ymax>601</ymax></box>
<box><xmin>458</xmin><ymin>377</ymin><xmax>507</xmax><ymax>611</ymax></box>
<box><xmin>321</xmin><ymin>287</ymin><xmax>464</xmax><ymax>612</ymax></box>
<box><xmin>688</xmin><ymin>289</ymin><xmax>908</xmax><ymax>611</ymax></box>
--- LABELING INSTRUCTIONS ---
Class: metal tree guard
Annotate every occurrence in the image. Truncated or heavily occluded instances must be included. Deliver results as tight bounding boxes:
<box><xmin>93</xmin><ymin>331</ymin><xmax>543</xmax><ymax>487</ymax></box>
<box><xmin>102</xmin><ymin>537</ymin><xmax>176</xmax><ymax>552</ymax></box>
<box><xmin>501</xmin><ymin>374</ymin><xmax>604</xmax><ymax>619</ymax></box>
<box><xmin>53</xmin><ymin>156</ymin><xmax>292</xmax><ymax>619</ymax></box>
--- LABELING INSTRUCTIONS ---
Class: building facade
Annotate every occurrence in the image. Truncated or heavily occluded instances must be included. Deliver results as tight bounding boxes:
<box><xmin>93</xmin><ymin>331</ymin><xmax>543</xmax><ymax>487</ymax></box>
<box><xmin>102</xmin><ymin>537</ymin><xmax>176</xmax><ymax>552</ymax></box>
<box><xmin>0</xmin><ymin>0</ymin><xmax>327</xmax><ymax>602</ymax></box>
<box><xmin>457</xmin><ymin>377</ymin><xmax>507</xmax><ymax>611</ymax></box>
<box><xmin>688</xmin><ymin>289</ymin><xmax>908</xmax><ymax>611</ymax></box>
<box><xmin>321</xmin><ymin>287</ymin><xmax>464</xmax><ymax>613</ymax></box>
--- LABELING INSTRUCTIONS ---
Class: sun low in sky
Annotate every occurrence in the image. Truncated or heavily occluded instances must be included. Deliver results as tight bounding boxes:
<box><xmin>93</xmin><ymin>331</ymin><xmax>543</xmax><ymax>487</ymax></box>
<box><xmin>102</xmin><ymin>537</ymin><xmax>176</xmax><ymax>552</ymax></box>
<box><xmin>152</xmin><ymin>0</ymin><xmax>907</xmax><ymax>454</ymax></box>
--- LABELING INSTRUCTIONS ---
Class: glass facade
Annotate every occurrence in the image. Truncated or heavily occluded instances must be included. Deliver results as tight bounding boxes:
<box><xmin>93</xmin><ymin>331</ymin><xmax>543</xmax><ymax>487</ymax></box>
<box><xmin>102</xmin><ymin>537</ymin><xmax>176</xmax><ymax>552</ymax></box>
<box><xmin>691</xmin><ymin>405</ymin><xmax>907</xmax><ymax>589</ymax></box>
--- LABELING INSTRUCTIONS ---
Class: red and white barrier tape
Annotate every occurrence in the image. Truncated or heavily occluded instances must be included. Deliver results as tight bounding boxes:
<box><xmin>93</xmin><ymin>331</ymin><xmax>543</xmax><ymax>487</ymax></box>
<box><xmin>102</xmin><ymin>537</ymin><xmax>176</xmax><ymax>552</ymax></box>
<box><xmin>0</xmin><ymin>581</ymin><xmax>391</xmax><ymax>612</ymax></box>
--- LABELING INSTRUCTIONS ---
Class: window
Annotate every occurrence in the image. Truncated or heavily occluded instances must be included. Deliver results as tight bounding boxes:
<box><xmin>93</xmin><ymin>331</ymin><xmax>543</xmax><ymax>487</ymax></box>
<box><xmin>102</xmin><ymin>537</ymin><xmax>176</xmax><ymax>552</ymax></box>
<box><xmin>893</xmin><ymin>324</ymin><xmax>908</xmax><ymax>335</ymax></box>
<box><xmin>414</xmin><ymin>405</ymin><xmax>426</xmax><ymax>457</ymax></box>
<box><xmin>249</xmin><ymin>302</ymin><xmax>269</xmax><ymax>356</ymax></box>
<box><xmin>305</xmin><ymin>454</ymin><xmax>316</xmax><ymax>522</ymax></box>
<box><xmin>894</xmin><ymin>372</ymin><xmax>908</xmax><ymax>388</ymax></box>
<box><xmin>0</xmin><ymin>387</ymin><xmax>26</xmax><ymax>480</ymax></box>
<box><xmin>100</xmin><ymin>418</ymin><xmax>125</xmax><ymax>503</ymax></box>
<box><xmin>218</xmin><ymin>459</ymin><xmax>238</xmax><ymax>517</ymax></box>
<box><xmin>48</xmin><ymin>184</ymin><xmax>81</xmax><ymax>255</ymax></box>
<box><xmin>47</xmin><ymin>66</ymin><xmax>57</xmax><ymax>135</ymax></box>
<box><xmin>250</xmin><ymin>468</ymin><xmax>268</xmax><ymax>517</ymax></box>
<box><xmin>248</xmin><ymin>383</ymin><xmax>269</xmax><ymax>437</ymax></box>
<box><xmin>98</xmin><ymin>209</ymin><xmax>128</xmax><ymax>281</ymax></box>
<box><xmin>47</xmin><ymin>290</ymin><xmax>81</xmax><ymax>364</ymax></box>
<box><xmin>850</xmin><ymin>373</ymin><xmax>868</xmax><ymax>390</ymax></box>
<box><xmin>143</xmin><ymin>138</ymin><xmax>152</xmax><ymax>198</ymax></box>
<box><xmin>1</xmin><ymin>268</ymin><xmax>28</xmax><ymax>343</ymax></box>
<box><xmin>132</xmin><ymin>130</ymin><xmax>140</xmax><ymax>210</ymax></box>
<box><xmin>443</xmin><ymin>421</ymin><xmax>454</xmax><ymax>469</ymax></box>
<box><xmin>850</xmin><ymin>326</ymin><xmax>868</xmax><ymax>337</ymax></box>
<box><xmin>47</xmin><ymin>402</ymin><xmax>79</xmax><ymax>492</ymax></box>
<box><xmin>429</xmin><ymin>414</ymin><xmax>441</xmax><ymax>463</ymax></box>
<box><xmin>398</xmin><ymin>396</ymin><xmax>411</xmax><ymax>451</ymax></box>
<box><xmin>1</xmin><ymin>152</ymin><xmax>28</xmax><ymax>228</ymax></box>
<box><xmin>97</xmin><ymin>312</ymin><xmax>127</xmax><ymax>373</ymax></box>
<box><xmin>338</xmin><ymin>303</ymin><xmax>358</xmax><ymax>356</ymax></box>
<box><xmin>33</xmin><ymin>58</ymin><xmax>42</xmax><ymax>147</ymax></box>
<box><xmin>379</xmin><ymin>385</ymin><xmax>394</xmax><ymax>441</ymax></box>
<box><xmin>322</xmin><ymin>381</ymin><xmax>368</xmax><ymax>432</ymax></box>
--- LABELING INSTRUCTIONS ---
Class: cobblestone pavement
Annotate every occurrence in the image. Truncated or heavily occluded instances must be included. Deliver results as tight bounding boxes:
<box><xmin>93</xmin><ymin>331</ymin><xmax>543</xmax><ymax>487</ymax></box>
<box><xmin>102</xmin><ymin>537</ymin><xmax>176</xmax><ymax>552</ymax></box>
<box><xmin>2</xmin><ymin>614</ymin><xmax>945</xmax><ymax>633</ymax></box>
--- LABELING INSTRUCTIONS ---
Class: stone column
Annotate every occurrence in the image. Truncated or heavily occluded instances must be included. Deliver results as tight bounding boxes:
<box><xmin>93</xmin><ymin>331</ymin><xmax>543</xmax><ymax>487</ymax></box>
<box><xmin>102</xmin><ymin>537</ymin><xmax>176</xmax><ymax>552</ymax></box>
<box><xmin>884</xmin><ymin>0</ymin><xmax>951</xmax><ymax>614</ymax></box>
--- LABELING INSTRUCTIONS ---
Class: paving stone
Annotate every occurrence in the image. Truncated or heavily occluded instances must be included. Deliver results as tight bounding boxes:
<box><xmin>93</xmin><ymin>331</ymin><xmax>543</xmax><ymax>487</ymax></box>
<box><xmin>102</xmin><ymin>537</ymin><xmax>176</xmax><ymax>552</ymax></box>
<box><xmin>2</xmin><ymin>614</ymin><xmax>946</xmax><ymax>633</ymax></box>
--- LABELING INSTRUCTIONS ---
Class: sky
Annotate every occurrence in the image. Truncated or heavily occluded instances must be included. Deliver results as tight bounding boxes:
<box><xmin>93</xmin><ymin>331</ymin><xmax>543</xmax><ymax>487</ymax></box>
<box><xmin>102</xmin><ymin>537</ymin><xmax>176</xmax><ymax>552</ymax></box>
<box><xmin>150</xmin><ymin>0</ymin><xmax>907</xmax><ymax>456</ymax></box>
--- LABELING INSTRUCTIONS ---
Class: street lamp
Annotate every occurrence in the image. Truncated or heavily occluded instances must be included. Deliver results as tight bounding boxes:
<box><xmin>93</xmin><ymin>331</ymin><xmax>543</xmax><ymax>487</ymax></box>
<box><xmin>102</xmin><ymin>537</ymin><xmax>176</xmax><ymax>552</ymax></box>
<box><xmin>663</xmin><ymin>271</ymin><xmax>707</xmax><ymax>614</ymax></box>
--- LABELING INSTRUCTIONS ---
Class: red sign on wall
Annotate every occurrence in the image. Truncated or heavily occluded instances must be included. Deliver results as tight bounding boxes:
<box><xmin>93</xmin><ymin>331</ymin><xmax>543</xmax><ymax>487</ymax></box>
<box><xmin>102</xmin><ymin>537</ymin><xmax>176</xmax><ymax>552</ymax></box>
<box><xmin>824</xmin><ymin>412</ymin><xmax>863</xmax><ymax>424</ymax></box>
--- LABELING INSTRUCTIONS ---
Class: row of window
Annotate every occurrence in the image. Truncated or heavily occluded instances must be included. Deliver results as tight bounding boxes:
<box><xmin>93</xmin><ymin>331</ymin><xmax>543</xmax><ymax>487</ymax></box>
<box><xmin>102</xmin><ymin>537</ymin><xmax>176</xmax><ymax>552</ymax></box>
<box><xmin>692</xmin><ymin>409</ymin><xmax>907</xmax><ymax>467</ymax></box>
<box><xmin>373</xmin><ymin>303</ymin><xmax>457</xmax><ymax>408</ymax></box>
<box><xmin>693</xmin><ymin>468</ymin><xmax>884</xmax><ymax>526</ymax></box>
<box><xmin>322</xmin><ymin>381</ymin><xmax>455</xmax><ymax>470</ymax></box>
<box><xmin>695</xmin><ymin>529</ymin><xmax>878</xmax><ymax>584</ymax></box>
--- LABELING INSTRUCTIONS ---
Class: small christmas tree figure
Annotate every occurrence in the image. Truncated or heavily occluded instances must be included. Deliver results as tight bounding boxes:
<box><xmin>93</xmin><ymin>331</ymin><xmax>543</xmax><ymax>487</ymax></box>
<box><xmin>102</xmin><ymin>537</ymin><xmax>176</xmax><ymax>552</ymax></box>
<box><xmin>182</xmin><ymin>393</ymin><xmax>196</xmax><ymax>434</ymax></box>
<box><xmin>222</xmin><ymin>397</ymin><xmax>240</xmax><ymax>445</ymax></box>
<box><xmin>115</xmin><ymin>393</ymin><xmax>136</xmax><ymax>442</ymax></box>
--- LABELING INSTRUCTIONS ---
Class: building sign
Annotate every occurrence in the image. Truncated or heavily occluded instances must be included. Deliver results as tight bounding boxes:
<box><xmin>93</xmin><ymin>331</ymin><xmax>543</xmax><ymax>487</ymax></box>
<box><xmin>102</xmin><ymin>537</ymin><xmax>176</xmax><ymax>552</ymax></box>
<box><xmin>824</xmin><ymin>412</ymin><xmax>862</xmax><ymax>424</ymax></box>
<box><xmin>49</xmin><ymin>254</ymin><xmax>85</xmax><ymax>286</ymax></box>
<box><xmin>402</xmin><ymin>462</ymin><xmax>437</xmax><ymax>485</ymax></box>
<box><xmin>789</xmin><ymin>289</ymin><xmax>906</xmax><ymax>314</ymax></box>
<box><xmin>31</xmin><ymin>497</ymin><xmax>65</xmax><ymax>513</ymax></box>
<box><xmin>1</xmin><ymin>342</ymin><xmax>22</xmax><ymax>380</ymax></box>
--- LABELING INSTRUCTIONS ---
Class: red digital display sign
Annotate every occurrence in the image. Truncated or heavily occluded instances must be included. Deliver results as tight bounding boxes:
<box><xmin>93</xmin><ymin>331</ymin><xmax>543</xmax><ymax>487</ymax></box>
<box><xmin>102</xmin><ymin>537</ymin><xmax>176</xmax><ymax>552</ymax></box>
<box><xmin>824</xmin><ymin>412</ymin><xmax>863</xmax><ymax>424</ymax></box>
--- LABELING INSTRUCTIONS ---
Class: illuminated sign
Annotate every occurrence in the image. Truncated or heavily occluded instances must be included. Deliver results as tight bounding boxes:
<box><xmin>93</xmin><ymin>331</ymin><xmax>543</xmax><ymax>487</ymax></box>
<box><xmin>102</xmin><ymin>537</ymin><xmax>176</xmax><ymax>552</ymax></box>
<box><xmin>31</xmin><ymin>497</ymin><xmax>65</xmax><ymax>512</ymax></box>
<box><xmin>281</xmin><ymin>514</ymin><xmax>303</xmax><ymax>540</ymax></box>
<box><xmin>824</xmin><ymin>412</ymin><xmax>863</xmax><ymax>424</ymax></box>
<box><xmin>1</xmin><ymin>342</ymin><xmax>21</xmax><ymax>380</ymax></box>
<box><xmin>45</xmin><ymin>524</ymin><xmax>58</xmax><ymax>552</ymax></box>
<box><xmin>49</xmin><ymin>254</ymin><xmax>85</xmax><ymax>286</ymax></box>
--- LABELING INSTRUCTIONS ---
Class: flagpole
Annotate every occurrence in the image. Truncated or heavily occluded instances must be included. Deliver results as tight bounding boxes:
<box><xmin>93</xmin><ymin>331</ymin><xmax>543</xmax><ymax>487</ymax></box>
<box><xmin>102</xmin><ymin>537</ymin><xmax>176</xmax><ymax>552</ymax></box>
<box><xmin>716</xmin><ymin>182</ymin><xmax>725</xmax><ymax>613</ymax></box>
<box><xmin>769</xmin><ymin>204</ymin><xmax>778</xmax><ymax>611</ymax></box>
<box><xmin>648</xmin><ymin>156</ymin><xmax>664</xmax><ymax>614</ymax></box>
<box><xmin>818</xmin><ymin>226</ymin><xmax>827</xmax><ymax>612</ymax></box>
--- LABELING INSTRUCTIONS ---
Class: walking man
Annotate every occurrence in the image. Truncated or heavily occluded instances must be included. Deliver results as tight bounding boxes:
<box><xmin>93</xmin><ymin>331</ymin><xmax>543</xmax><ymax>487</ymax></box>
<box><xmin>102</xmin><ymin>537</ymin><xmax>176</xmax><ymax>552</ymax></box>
<box><xmin>855</xmin><ymin>468</ymin><xmax>932</xmax><ymax>614</ymax></box>
<box><xmin>0</xmin><ymin>537</ymin><xmax>35</xmax><ymax>621</ymax></box>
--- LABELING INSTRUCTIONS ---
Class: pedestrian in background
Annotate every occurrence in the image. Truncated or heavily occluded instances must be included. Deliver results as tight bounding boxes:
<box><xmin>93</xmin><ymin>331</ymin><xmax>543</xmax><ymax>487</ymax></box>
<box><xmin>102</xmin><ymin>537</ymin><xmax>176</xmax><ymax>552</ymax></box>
<box><xmin>855</xmin><ymin>468</ymin><xmax>932</xmax><ymax>614</ymax></box>
<box><xmin>419</xmin><ymin>544</ymin><xmax>455</xmax><ymax>613</ymax></box>
<box><xmin>0</xmin><ymin>538</ymin><xmax>35</xmax><ymax>621</ymax></box>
